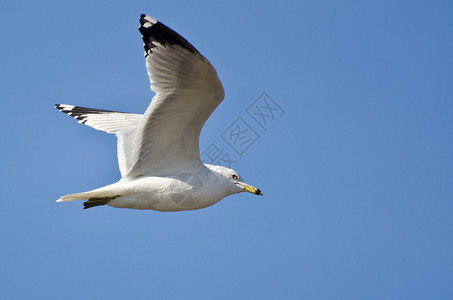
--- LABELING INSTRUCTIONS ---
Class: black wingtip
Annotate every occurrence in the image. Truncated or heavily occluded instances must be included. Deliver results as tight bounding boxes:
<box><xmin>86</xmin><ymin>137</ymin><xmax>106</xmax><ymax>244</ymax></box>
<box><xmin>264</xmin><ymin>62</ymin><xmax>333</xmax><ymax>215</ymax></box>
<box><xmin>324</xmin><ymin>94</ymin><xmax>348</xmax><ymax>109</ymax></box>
<box><xmin>138</xmin><ymin>14</ymin><xmax>199</xmax><ymax>55</ymax></box>
<box><xmin>139</xmin><ymin>14</ymin><xmax>146</xmax><ymax>25</ymax></box>
<box><xmin>55</xmin><ymin>104</ymin><xmax>65</xmax><ymax>111</ymax></box>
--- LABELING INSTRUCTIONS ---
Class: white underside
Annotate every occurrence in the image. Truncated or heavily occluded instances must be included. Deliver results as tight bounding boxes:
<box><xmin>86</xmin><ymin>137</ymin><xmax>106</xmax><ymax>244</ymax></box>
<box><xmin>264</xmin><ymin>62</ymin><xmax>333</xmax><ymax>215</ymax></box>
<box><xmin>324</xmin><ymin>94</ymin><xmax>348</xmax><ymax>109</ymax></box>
<box><xmin>57</xmin><ymin>165</ymin><xmax>234</xmax><ymax>211</ymax></box>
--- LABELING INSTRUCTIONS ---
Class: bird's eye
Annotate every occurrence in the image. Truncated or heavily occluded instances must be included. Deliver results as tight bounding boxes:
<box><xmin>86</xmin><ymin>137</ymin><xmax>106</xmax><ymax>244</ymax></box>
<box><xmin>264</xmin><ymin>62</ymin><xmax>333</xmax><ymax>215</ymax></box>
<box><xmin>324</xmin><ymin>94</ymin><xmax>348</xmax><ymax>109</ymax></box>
<box><xmin>231</xmin><ymin>174</ymin><xmax>238</xmax><ymax>180</ymax></box>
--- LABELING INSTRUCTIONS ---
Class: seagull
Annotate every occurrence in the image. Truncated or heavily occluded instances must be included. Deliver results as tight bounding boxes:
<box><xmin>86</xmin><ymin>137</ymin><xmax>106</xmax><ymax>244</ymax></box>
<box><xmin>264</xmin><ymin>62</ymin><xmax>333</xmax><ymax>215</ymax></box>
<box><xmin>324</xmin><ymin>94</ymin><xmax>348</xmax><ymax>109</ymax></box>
<box><xmin>55</xmin><ymin>15</ymin><xmax>262</xmax><ymax>211</ymax></box>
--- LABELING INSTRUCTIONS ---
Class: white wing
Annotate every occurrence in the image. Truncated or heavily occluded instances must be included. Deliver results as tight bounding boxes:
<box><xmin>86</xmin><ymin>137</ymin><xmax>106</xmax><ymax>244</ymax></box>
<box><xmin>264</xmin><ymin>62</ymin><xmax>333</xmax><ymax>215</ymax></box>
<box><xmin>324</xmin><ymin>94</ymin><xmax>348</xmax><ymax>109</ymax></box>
<box><xmin>125</xmin><ymin>15</ymin><xmax>225</xmax><ymax>178</ymax></box>
<box><xmin>55</xmin><ymin>104</ymin><xmax>143</xmax><ymax>177</ymax></box>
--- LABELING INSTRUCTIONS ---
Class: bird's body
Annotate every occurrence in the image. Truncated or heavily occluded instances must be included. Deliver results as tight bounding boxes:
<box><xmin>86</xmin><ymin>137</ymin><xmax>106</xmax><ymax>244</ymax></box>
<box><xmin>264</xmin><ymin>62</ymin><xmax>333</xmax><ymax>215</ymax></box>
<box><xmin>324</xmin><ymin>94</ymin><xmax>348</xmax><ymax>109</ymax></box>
<box><xmin>56</xmin><ymin>15</ymin><xmax>262</xmax><ymax>211</ymax></box>
<box><xmin>61</xmin><ymin>164</ymin><xmax>239</xmax><ymax>211</ymax></box>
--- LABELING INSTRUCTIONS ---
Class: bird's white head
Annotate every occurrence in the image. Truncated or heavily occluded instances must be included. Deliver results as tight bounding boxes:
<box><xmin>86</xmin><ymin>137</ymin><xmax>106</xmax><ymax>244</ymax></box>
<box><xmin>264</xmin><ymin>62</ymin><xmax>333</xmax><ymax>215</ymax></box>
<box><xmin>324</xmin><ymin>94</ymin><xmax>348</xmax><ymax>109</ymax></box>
<box><xmin>207</xmin><ymin>165</ymin><xmax>263</xmax><ymax>197</ymax></box>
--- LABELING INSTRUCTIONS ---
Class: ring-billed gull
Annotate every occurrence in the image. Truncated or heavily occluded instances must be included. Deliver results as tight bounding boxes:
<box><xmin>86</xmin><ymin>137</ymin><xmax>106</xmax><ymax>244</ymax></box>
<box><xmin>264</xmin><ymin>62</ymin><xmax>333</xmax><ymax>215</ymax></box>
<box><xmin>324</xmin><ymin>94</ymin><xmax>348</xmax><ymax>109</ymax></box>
<box><xmin>55</xmin><ymin>14</ymin><xmax>262</xmax><ymax>211</ymax></box>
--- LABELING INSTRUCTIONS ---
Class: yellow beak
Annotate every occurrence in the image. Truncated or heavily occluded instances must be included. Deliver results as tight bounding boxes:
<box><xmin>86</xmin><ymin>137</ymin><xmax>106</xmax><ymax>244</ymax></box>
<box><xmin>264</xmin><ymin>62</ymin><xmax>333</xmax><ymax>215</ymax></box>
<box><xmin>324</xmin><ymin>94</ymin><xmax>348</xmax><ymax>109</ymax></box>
<box><xmin>238</xmin><ymin>182</ymin><xmax>263</xmax><ymax>196</ymax></box>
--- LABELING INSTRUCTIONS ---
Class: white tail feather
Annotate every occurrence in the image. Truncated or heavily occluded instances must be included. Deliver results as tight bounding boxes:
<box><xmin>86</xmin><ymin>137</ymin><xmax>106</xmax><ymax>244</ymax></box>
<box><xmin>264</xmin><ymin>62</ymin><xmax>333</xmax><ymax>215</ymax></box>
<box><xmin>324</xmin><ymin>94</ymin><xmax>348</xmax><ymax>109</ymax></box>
<box><xmin>57</xmin><ymin>192</ymin><xmax>94</xmax><ymax>202</ymax></box>
<box><xmin>56</xmin><ymin>185</ymin><xmax>119</xmax><ymax>202</ymax></box>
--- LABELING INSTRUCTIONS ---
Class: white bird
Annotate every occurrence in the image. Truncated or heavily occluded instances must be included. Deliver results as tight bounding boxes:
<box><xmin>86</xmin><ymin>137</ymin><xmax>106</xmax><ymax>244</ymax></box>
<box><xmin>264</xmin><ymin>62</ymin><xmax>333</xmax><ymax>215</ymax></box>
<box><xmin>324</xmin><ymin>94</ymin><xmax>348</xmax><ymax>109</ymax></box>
<box><xmin>55</xmin><ymin>14</ymin><xmax>262</xmax><ymax>211</ymax></box>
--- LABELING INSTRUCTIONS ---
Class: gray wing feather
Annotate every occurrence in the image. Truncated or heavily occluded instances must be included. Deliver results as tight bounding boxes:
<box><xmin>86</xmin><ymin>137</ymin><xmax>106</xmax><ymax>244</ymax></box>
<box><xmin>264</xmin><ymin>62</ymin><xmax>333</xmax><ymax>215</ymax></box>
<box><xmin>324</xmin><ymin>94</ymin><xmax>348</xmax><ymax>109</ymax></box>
<box><xmin>125</xmin><ymin>16</ymin><xmax>224</xmax><ymax>178</ymax></box>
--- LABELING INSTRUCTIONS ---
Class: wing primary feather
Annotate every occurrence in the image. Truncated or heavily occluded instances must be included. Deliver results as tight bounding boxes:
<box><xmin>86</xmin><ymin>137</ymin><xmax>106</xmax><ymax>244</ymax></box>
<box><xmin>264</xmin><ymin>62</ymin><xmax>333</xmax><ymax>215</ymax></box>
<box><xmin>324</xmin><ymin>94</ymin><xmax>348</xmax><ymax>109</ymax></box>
<box><xmin>139</xmin><ymin>14</ymin><xmax>199</xmax><ymax>57</ymax></box>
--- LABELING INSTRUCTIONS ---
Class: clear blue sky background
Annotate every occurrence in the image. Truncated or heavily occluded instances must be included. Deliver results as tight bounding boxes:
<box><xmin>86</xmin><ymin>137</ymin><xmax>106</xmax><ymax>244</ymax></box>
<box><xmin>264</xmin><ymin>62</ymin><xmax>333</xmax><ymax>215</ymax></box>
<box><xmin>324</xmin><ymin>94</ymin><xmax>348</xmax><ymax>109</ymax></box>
<box><xmin>1</xmin><ymin>0</ymin><xmax>452</xmax><ymax>299</ymax></box>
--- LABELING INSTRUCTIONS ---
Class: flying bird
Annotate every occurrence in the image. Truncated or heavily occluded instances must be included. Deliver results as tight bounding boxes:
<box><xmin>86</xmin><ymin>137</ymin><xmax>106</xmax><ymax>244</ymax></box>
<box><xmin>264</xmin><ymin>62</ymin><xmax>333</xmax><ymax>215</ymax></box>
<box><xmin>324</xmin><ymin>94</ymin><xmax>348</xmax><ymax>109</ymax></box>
<box><xmin>55</xmin><ymin>15</ymin><xmax>262</xmax><ymax>211</ymax></box>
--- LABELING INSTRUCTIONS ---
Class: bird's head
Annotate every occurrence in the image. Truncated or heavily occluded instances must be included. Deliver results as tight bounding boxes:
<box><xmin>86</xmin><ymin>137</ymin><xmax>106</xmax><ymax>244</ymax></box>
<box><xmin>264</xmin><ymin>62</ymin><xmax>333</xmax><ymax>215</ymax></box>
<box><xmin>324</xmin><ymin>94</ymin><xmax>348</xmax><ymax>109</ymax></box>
<box><xmin>208</xmin><ymin>165</ymin><xmax>263</xmax><ymax>197</ymax></box>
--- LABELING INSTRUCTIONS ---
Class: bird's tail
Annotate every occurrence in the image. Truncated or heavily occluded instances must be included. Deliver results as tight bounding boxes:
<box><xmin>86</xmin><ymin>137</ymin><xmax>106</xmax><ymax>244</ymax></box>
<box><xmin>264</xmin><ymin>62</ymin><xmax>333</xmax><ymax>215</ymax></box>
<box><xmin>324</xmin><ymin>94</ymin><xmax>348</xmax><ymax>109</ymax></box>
<box><xmin>57</xmin><ymin>186</ymin><xmax>120</xmax><ymax>209</ymax></box>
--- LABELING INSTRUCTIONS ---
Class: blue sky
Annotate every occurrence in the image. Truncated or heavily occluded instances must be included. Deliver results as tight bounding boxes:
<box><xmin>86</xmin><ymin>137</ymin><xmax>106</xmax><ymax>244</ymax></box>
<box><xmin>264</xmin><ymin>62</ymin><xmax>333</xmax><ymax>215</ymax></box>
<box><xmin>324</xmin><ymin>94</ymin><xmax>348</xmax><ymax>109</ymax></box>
<box><xmin>1</xmin><ymin>0</ymin><xmax>453</xmax><ymax>299</ymax></box>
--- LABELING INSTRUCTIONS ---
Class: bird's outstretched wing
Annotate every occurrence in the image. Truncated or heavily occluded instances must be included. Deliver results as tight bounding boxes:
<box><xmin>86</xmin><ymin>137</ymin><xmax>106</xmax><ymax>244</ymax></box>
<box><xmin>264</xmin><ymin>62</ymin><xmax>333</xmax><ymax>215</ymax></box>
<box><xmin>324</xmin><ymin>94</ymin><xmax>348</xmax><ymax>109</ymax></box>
<box><xmin>126</xmin><ymin>15</ymin><xmax>224</xmax><ymax>178</ymax></box>
<box><xmin>55</xmin><ymin>104</ymin><xmax>143</xmax><ymax>177</ymax></box>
